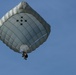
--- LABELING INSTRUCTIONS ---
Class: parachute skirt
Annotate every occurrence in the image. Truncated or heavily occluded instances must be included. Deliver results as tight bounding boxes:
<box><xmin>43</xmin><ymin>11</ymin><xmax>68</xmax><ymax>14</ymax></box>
<box><xmin>0</xmin><ymin>1</ymin><xmax>50</xmax><ymax>53</ymax></box>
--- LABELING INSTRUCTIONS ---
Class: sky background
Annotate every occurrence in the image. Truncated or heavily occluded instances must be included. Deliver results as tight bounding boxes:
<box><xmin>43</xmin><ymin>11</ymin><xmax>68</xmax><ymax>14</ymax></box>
<box><xmin>0</xmin><ymin>0</ymin><xmax>76</xmax><ymax>75</ymax></box>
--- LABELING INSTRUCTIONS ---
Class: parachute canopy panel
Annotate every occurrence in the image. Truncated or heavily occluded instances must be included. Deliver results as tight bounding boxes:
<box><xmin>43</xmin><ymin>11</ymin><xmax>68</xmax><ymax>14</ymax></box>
<box><xmin>0</xmin><ymin>1</ymin><xmax>51</xmax><ymax>53</ymax></box>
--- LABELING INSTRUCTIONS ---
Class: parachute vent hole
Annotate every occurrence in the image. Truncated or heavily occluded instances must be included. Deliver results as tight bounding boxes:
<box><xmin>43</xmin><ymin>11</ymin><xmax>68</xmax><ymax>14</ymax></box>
<box><xmin>16</xmin><ymin>20</ymin><xmax>19</xmax><ymax>22</ymax></box>
<box><xmin>21</xmin><ymin>16</ymin><xmax>23</xmax><ymax>18</ymax></box>
<box><xmin>25</xmin><ymin>20</ymin><xmax>27</xmax><ymax>22</ymax></box>
<box><xmin>20</xmin><ymin>23</ymin><xmax>23</xmax><ymax>25</ymax></box>
<box><xmin>21</xmin><ymin>20</ymin><xmax>23</xmax><ymax>22</ymax></box>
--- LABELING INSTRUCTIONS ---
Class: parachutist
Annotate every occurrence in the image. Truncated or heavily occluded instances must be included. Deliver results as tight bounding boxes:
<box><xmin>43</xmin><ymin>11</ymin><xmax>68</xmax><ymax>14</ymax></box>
<box><xmin>22</xmin><ymin>52</ymin><xmax>28</xmax><ymax>60</ymax></box>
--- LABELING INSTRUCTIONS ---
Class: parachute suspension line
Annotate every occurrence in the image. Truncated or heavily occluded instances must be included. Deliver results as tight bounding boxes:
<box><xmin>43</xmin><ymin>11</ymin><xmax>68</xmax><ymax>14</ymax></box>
<box><xmin>30</xmin><ymin>33</ymin><xmax>47</xmax><ymax>47</ymax></box>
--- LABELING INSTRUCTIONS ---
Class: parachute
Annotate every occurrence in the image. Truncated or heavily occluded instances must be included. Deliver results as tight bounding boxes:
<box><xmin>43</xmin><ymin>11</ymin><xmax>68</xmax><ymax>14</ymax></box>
<box><xmin>0</xmin><ymin>1</ymin><xmax>50</xmax><ymax>57</ymax></box>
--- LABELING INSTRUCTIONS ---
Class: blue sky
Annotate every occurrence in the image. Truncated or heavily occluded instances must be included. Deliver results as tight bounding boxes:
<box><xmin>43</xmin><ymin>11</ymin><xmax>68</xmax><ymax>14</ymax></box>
<box><xmin>0</xmin><ymin>0</ymin><xmax>76</xmax><ymax>75</ymax></box>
